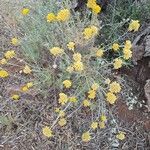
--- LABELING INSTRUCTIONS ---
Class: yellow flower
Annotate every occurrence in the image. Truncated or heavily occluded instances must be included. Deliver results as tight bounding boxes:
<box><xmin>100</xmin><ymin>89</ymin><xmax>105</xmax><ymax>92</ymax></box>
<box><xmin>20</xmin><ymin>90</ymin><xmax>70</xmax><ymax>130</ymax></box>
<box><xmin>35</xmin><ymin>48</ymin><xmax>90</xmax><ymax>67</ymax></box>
<box><xmin>73</xmin><ymin>61</ymin><xmax>84</xmax><ymax>71</ymax></box>
<box><xmin>57</xmin><ymin>9</ymin><xmax>70</xmax><ymax>21</ymax></box>
<box><xmin>42</xmin><ymin>126</ymin><xmax>53</xmax><ymax>138</ymax></box>
<box><xmin>4</xmin><ymin>50</ymin><xmax>15</xmax><ymax>60</ymax></box>
<box><xmin>105</xmin><ymin>78</ymin><xmax>111</xmax><ymax>84</ymax></box>
<box><xmin>113</xmin><ymin>58</ymin><xmax>123</xmax><ymax>69</ymax></box>
<box><xmin>23</xmin><ymin>65</ymin><xmax>32</xmax><ymax>74</ymax></box>
<box><xmin>46</xmin><ymin>13</ymin><xmax>56</xmax><ymax>22</ymax></box>
<box><xmin>83</xmin><ymin>27</ymin><xmax>93</xmax><ymax>39</ymax></box>
<box><xmin>100</xmin><ymin>115</ymin><xmax>107</xmax><ymax>122</ymax></box>
<box><xmin>63</xmin><ymin>80</ymin><xmax>72</xmax><ymax>88</ymax></box>
<box><xmin>124</xmin><ymin>40</ymin><xmax>132</xmax><ymax>49</ymax></box>
<box><xmin>0</xmin><ymin>58</ymin><xmax>7</xmax><ymax>65</ymax></box>
<box><xmin>59</xmin><ymin>110</ymin><xmax>65</xmax><ymax>117</ymax></box>
<box><xmin>83</xmin><ymin>99</ymin><xmax>91</xmax><ymax>107</ymax></box>
<box><xmin>67</xmin><ymin>42</ymin><xmax>75</xmax><ymax>51</ymax></box>
<box><xmin>26</xmin><ymin>82</ymin><xmax>33</xmax><ymax>88</ymax></box>
<box><xmin>106</xmin><ymin>92</ymin><xmax>117</xmax><ymax>104</ymax></box>
<box><xmin>91</xmin><ymin>121</ymin><xmax>98</xmax><ymax>130</ymax></box>
<box><xmin>92</xmin><ymin>4</ymin><xmax>101</xmax><ymax>14</ymax></box>
<box><xmin>21</xmin><ymin>8</ymin><xmax>30</xmax><ymax>15</ymax></box>
<box><xmin>83</xmin><ymin>26</ymin><xmax>98</xmax><ymax>39</ymax></box>
<box><xmin>66</xmin><ymin>66</ymin><xmax>74</xmax><ymax>73</ymax></box>
<box><xmin>87</xmin><ymin>0</ymin><xmax>96</xmax><ymax>8</ymax></box>
<box><xmin>99</xmin><ymin>121</ymin><xmax>106</xmax><ymax>129</ymax></box>
<box><xmin>69</xmin><ymin>96</ymin><xmax>77</xmax><ymax>103</ymax></box>
<box><xmin>88</xmin><ymin>90</ymin><xmax>96</xmax><ymax>99</ymax></box>
<box><xmin>124</xmin><ymin>52</ymin><xmax>132</xmax><ymax>60</ymax></box>
<box><xmin>73</xmin><ymin>53</ymin><xmax>82</xmax><ymax>62</ymax></box>
<box><xmin>50</xmin><ymin>47</ymin><xmax>64</xmax><ymax>56</ymax></box>
<box><xmin>21</xmin><ymin>85</ymin><xmax>28</xmax><ymax>92</ymax></box>
<box><xmin>128</xmin><ymin>20</ymin><xmax>140</xmax><ymax>32</ymax></box>
<box><xmin>11</xmin><ymin>94</ymin><xmax>20</xmax><ymax>101</ymax></box>
<box><xmin>58</xmin><ymin>93</ymin><xmax>68</xmax><ymax>105</ymax></box>
<box><xmin>91</xmin><ymin>83</ymin><xmax>99</xmax><ymax>91</ymax></box>
<box><xmin>123</xmin><ymin>48</ymin><xmax>132</xmax><ymax>60</ymax></box>
<box><xmin>58</xmin><ymin>118</ymin><xmax>67</xmax><ymax>126</ymax></box>
<box><xmin>96</xmin><ymin>49</ymin><xmax>104</xmax><ymax>57</ymax></box>
<box><xmin>11</xmin><ymin>38</ymin><xmax>19</xmax><ymax>46</ymax></box>
<box><xmin>0</xmin><ymin>70</ymin><xmax>9</xmax><ymax>78</ymax></box>
<box><xmin>87</xmin><ymin>0</ymin><xmax>101</xmax><ymax>14</ymax></box>
<box><xmin>109</xmin><ymin>81</ymin><xmax>121</xmax><ymax>94</ymax></box>
<box><xmin>82</xmin><ymin>131</ymin><xmax>91</xmax><ymax>142</ymax></box>
<box><xmin>112</xmin><ymin>43</ymin><xmax>120</xmax><ymax>51</ymax></box>
<box><xmin>90</xmin><ymin>25</ymin><xmax>98</xmax><ymax>35</ymax></box>
<box><xmin>116</xmin><ymin>132</ymin><xmax>125</xmax><ymax>140</ymax></box>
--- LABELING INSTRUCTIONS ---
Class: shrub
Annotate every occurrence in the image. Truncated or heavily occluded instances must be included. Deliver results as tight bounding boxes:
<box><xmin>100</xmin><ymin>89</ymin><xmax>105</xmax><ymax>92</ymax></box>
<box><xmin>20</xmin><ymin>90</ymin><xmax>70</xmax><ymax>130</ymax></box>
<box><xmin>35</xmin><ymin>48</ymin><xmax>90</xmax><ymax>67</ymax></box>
<box><xmin>0</xmin><ymin>0</ymin><xmax>141</xmax><ymax>147</ymax></box>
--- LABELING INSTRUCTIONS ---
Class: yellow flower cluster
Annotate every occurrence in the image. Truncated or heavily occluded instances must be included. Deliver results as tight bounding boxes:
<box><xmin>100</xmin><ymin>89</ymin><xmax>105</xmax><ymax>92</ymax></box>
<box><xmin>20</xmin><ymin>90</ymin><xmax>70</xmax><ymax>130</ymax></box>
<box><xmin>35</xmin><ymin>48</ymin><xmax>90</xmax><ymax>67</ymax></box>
<box><xmin>0</xmin><ymin>50</ymin><xmax>16</xmax><ymax>66</ymax></box>
<box><xmin>82</xmin><ymin>131</ymin><xmax>91</xmax><ymax>142</ymax></box>
<box><xmin>46</xmin><ymin>13</ymin><xmax>56</xmax><ymax>22</ymax></box>
<box><xmin>23</xmin><ymin>65</ymin><xmax>32</xmax><ymax>74</ymax></box>
<box><xmin>70</xmin><ymin>53</ymin><xmax>84</xmax><ymax>72</ymax></box>
<box><xmin>58</xmin><ymin>93</ymin><xmax>68</xmax><ymax>105</ymax></box>
<box><xmin>112</xmin><ymin>43</ymin><xmax>120</xmax><ymax>51</ymax></box>
<box><xmin>11</xmin><ymin>38</ymin><xmax>19</xmax><ymax>46</ymax></box>
<box><xmin>99</xmin><ymin>114</ymin><xmax>107</xmax><ymax>129</ymax></box>
<box><xmin>87</xmin><ymin>0</ymin><xmax>101</xmax><ymax>14</ymax></box>
<box><xmin>123</xmin><ymin>40</ymin><xmax>132</xmax><ymax>60</ymax></box>
<box><xmin>0</xmin><ymin>58</ymin><xmax>7</xmax><ymax>65</ymax></box>
<box><xmin>83</xmin><ymin>99</ymin><xmax>91</xmax><ymax>107</ymax></box>
<box><xmin>111</xmin><ymin>39</ymin><xmax>133</xmax><ymax>70</ymax></box>
<box><xmin>58</xmin><ymin>118</ymin><xmax>67</xmax><ymax>127</ymax></box>
<box><xmin>73</xmin><ymin>53</ymin><xmax>82</xmax><ymax>62</ymax></box>
<box><xmin>42</xmin><ymin>126</ymin><xmax>53</xmax><ymax>138</ymax></box>
<box><xmin>67</xmin><ymin>42</ymin><xmax>75</xmax><ymax>51</ymax></box>
<box><xmin>0</xmin><ymin>70</ymin><xmax>9</xmax><ymax>78</ymax></box>
<box><xmin>21</xmin><ymin>82</ymin><xmax>33</xmax><ymax>92</ymax></box>
<box><xmin>88</xmin><ymin>90</ymin><xmax>96</xmax><ymax>99</ymax></box>
<box><xmin>21</xmin><ymin>8</ymin><xmax>30</xmax><ymax>15</ymax></box>
<box><xmin>83</xmin><ymin>25</ymin><xmax>98</xmax><ymax>39</ymax></box>
<box><xmin>116</xmin><ymin>132</ymin><xmax>126</xmax><ymax>140</ymax></box>
<box><xmin>4</xmin><ymin>50</ymin><xmax>16</xmax><ymax>60</ymax></box>
<box><xmin>106</xmin><ymin>81</ymin><xmax>121</xmax><ymax>104</ymax></box>
<box><xmin>82</xmin><ymin>83</ymin><xmax>99</xmax><ymax>107</ymax></box>
<box><xmin>57</xmin><ymin>9</ymin><xmax>70</xmax><ymax>21</ymax></box>
<box><xmin>73</xmin><ymin>61</ymin><xmax>84</xmax><ymax>72</ymax></box>
<box><xmin>63</xmin><ymin>80</ymin><xmax>72</xmax><ymax>88</ymax></box>
<box><xmin>50</xmin><ymin>47</ymin><xmax>64</xmax><ymax>56</ymax></box>
<box><xmin>113</xmin><ymin>58</ymin><xmax>123</xmax><ymax>69</ymax></box>
<box><xmin>88</xmin><ymin>83</ymin><xmax>99</xmax><ymax>99</ymax></box>
<box><xmin>91</xmin><ymin>121</ymin><xmax>98</xmax><ymax>130</ymax></box>
<box><xmin>82</xmin><ymin>114</ymin><xmax>107</xmax><ymax>142</ymax></box>
<box><xmin>96</xmin><ymin>49</ymin><xmax>104</xmax><ymax>57</ymax></box>
<box><xmin>128</xmin><ymin>20</ymin><xmax>140</xmax><ymax>32</ymax></box>
<box><xmin>46</xmin><ymin>9</ymin><xmax>70</xmax><ymax>22</ymax></box>
<box><xmin>106</xmin><ymin>92</ymin><xmax>117</xmax><ymax>104</ymax></box>
<box><xmin>109</xmin><ymin>81</ymin><xmax>121</xmax><ymax>93</ymax></box>
<box><xmin>11</xmin><ymin>94</ymin><xmax>20</xmax><ymax>101</ymax></box>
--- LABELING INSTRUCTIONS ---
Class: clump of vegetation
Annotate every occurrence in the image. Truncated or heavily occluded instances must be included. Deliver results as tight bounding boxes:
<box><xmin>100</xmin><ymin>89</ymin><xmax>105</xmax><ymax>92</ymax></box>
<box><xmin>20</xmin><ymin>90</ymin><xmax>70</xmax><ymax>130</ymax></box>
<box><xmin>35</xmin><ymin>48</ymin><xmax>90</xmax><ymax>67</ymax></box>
<box><xmin>1</xmin><ymin>0</ymin><xmax>145</xmax><ymax>148</ymax></box>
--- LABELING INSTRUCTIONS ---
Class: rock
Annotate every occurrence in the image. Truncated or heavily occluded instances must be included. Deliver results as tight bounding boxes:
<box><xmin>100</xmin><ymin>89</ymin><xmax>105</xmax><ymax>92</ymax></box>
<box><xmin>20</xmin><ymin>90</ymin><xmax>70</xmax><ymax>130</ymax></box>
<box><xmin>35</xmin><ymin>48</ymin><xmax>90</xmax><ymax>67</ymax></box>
<box><xmin>132</xmin><ymin>45</ymin><xmax>145</xmax><ymax>65</ymax></box>
<box><xmin>144</xmin><ymin>35</ymin><xmax>150</xmax><ymax>57</ymax></box>
<box><xmin>132</xmin><ymin>26</ymin><xmax>150</xmax><ymax>65</ymax></box>
<box><xmin>144</xmin><ymin>79</ymin><xmax>150</xmax><ymax>111</ymax></box>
